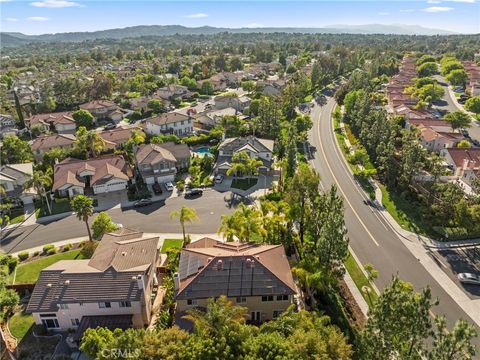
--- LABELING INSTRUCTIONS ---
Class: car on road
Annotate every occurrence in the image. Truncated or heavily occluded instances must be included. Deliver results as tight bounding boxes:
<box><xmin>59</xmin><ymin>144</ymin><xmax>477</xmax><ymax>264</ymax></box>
<box><xmin>165</xmin><ymin>182</ymin><xmax>174</xmax><ymax>192</ymax></box>
<box><xmin>152</xmin><ymin>183</ymin><xmax>163</xmax><ymax>195</ymax></box>
<box><xmin>472</xmin><ymin>139</ymin><xmax>480</xmax><ymax>147</ymax></box>
<box><xmin>104</xmin><ymin>122</ymin><xmax>116</xmax><ymax>130</ymax></box>
<box><xmin>214</xmin><ymin>174</ymin><xmax>224</xmax><ymax>184</ymax></box>
<box><xmin>185</xmin><ymin>188</ymin><xmax>203</xmax><ymax>198</ymax></box>
<box><xmin>458</xmin><ymin>273</ymin><xmax>480</xmax><ymax>286</ymax></box>
<box><xmin>133</xmin><ymin>198</ymin><xmax>153</xmax><ymax>207</ymax></box>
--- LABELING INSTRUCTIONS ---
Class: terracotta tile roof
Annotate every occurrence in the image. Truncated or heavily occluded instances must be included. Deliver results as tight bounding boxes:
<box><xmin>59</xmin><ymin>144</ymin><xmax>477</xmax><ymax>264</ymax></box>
<box><xmin>445</xmin><ymin>148</ymin><xmax>480</xmax><ymax>169</ymax></box>
<box><xmin>52</xmin><ymin>155</ymin><xmax>131</xmax><ymax>191</ymax></box>
<box><xmin>176</xmin><ymin>239</ymin><xmax>296</xmax><ymax>300</ymax></box>
<box><xmin>28</xmin><ymin>111</ymin><xmax>75</xmax><ymax>127</ymax></box>
<box><xmin>99</xmin><ymin>127</ymin><xmax>143</xmax><ymax>145</ymax></box>
<box><xmin>31</xmin><ymin>134</ymin><xmax>76</xmax><ymax>151</ymax></box>
<box><xmin>135</xmin><ymin>143</ymin><xmax>177</xmax><ymax>165</ymax></box>
<box><xmin>419</xmin><ymin>126</ymin><xmax>464</xmax><ymax>142</ymax></box>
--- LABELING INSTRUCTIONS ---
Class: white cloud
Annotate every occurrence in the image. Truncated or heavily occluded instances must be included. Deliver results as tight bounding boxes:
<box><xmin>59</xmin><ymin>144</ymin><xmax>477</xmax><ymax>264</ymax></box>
<box><xmin>244</xmin><ymin>23</ymin><xmax>264</xmax><ymax>28</ymax></box>
<box><xmin>6</xmin><ymin>17</ymin><xmax>18</xmax><ymax>22</ymax></box>
<box><xmin>185</xmin><ymin>13</ymin><xmax>208</xmax><ymax>19</ymax></box>
<box><xmin>30</xmin><ymin>0</ymin><xmax>82</xmax><ymax>8</ymax></box>
<box><xmin>0</xmin><ymin>0</ymin><xmax>13</xmax><ymax>3</ymax></box>
<box><xmin>378</xmin><ymin>11</ymin><xmax>390</xmax><ymax>16</ymax></box>
<box><xmin>422</xmin><ymin>6</ymin><xmax>454</xmax><ymax>12</ymax></box>
<box><xmin>27</xmin><ymin>16</ymin><xmax>49</xmax><ymax>21</ymax></box>
<box><xmin>446</xmin><ymin>0</ymin><xmax>475</xmax><ymax>3</ymax></box>
<box><xmin>427</xmin><ymin>0</ymin><xmax>441</xmax><ymax>3</ymax></box>
<box><xmin>400</xmin><ymin>9</ymin><xmax>415</xmax><ymax>12</ymax></box>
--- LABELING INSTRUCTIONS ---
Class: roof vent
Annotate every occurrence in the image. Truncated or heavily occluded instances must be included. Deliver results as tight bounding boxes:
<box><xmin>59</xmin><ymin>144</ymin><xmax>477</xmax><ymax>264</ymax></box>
<box><xmin>64</xmin><ymin>280</ymin><xmax>70</xmax><ymax>285</ymax></box>
<box><xmin>216</xmin><ymin>259</ymin><xmax>223</xmax><ymax>270</ymax></box>
<box><xmin>131</xmin><ymin>276</ymin><xmax>137</xmax><ymax>280</ymax></box>
<box><xmin>121</xmin><ymin>251</ymin><xmax>127</xmax><ymax>256</ymax></box>
<box><xmin>256</xmin><ymin>255</ymin><xmax>260</xmax><ymax>260</ymax></box>
<box><xmin>47</xmin><ymin>283</ymin><xmax>52</xmax><ymax>288</ymax></box>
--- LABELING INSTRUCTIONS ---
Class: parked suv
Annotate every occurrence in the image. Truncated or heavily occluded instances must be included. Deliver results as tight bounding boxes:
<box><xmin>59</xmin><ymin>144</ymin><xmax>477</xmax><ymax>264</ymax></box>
<box><xmin>152</xmin><ymin>183</ymin><xmax>163</xmax><ymax>195</ymax></box>
<box><xmin>185</xmin><ymin>189</ymin><xmax>203</xmax><ymax>198</ymax></box>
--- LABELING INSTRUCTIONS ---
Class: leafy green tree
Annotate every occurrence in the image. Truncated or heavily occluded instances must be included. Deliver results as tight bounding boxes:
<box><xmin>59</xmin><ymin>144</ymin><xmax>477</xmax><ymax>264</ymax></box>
<box><xmin>0</xmin><ymin>286</ymin><xmax>19</xmax><ymax>322</ymax></box>
<box><xmin>74</xmin><ymin>126</ymin><xmax>105</xmax><ymax>158</ymax></box>
<box><xmin>218</xmin><ymin>204</ymin><xmax>265</xmax><ymax>243</ymax></box>
<box><xmin>226</xmin><ymin>151</ymin><xmax>263</xmax><ymax>178</ymax></box>
<box><xmin>0</xmin><ymin>135</ymin><xmax>33</xmax><ymax>165</ymax></box>
<box><xmin>441</xmin><ymin>60</ymin><xmax>463</xmax><ymax>77</ymax></box>
<box><xmin>399</xmin><ymin>130</ymin><xmax>427</xmax><ymax>189</ymax></box>
<box><xmin>200</xmin><ymin>80</ymin><xmax>214</xmax><ymax>95</ymax></box>
<box><xmin>427</xmin><ymin>316</ymin><xmax>477</xmax><ymax>360</ymax></box>
<box><xmin>415</xmin><ymin>77</ymin><xmax>435</xmax><ymax>88</ymax></box>
<box><xmin>446</xmin><ymin>69</ymin><xmax>468</xmax><ymax>88</ymax></box>
<box><xmin>361</xmin><ymin>277</ymin><xmax>437</xmax><ymax>360</ymax></box>
<box><xmin>457</xmin><ymin>139</ymin><xmax>471</xmax><ymax>148</ymax></box>
<box><xmin>71</xmin><ymin>195</ymin><xmax>94</xmax><ymax>241</ymax></box>
<box><xmin>241</xmin><ymin>80</ymin><xmax>256</xmax><ymax>92</ymax></box>
<box><xmin>444</xmin><ymin>111</ymin><xmax>471</xmax><ymax>131</ymax></box>
<box><xmin>91</xmin><ymin>212</ymin><xmax>118</xmax><ymax>240</ymax></box>
<box><xmin>24</xmin><ymin>170</ymin><xmax>52</xmax><ymax>215</ymax></box>
<box><xmin>416</xmin><ymin>55</ymin><xmax>436</xmax><ymax>66</ymax></box>
<box><xmin>72</xmin><ymin>109</ymin><xmax>95</xmax><ymax>128</ymax></box>
<box><xmin>147</xmin><ymin>98</ymin><xmax>165</xmax><ymax>113</ymax></box>
<box><xmin>169</xmin><ymin>206</ymin><xmax>199</xmax><ymax>244</ymax></box>
<box><xmin>465</xmin><ymin>96</ymin><xmax>480</xmax><ymax>114</ymax></box>
<box><xmin>88</xmin><ymin>73</ymin><xmax>114</xmax><ymax>100</ymax></box>
<box><xmin>417</xmin><ymin>62</ymin><xmax>438</xmax><ymax>77</ymax></box>
<box><xmin>142</xmin><ymin>327</ymin><xmax>189</xmax><ymax>360</ymax></box>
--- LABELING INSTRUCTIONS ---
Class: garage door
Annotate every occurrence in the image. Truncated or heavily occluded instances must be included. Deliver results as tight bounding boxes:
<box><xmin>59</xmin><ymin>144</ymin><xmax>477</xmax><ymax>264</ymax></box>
<box><xmin>156</xmin><ymin>174</ymin><xmax>175</xmax><ymax>183</ymax></box>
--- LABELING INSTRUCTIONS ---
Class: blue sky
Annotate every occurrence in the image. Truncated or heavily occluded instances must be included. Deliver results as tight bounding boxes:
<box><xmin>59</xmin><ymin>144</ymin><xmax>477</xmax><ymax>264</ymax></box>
<box><xmin>1</xmin><ymin>1</ymin><xmax>479</xmax><ymax>35</ymax></box>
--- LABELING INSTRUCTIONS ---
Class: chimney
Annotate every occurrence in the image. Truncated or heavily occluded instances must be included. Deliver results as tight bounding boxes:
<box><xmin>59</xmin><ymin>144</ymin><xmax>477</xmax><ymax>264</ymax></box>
<box><xmin>173</xmin><ymin>273</ymin><xmax>180</xmax><ymax>291</ymax></box>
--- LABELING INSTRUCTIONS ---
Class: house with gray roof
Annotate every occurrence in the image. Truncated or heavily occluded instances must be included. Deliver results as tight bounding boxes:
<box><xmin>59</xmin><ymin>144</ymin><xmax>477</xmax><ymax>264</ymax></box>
<box><xmin>215</xmin><ymin>135</ymin><xmax>274</xmax><ymax>175</ymax></box>
<box><xmin>135</xmin><ymin>142</ymin><xmax>190</xmax><ymax>184</ymax></box>
<box><xmin>175</xmin><ymin>238</ymin><xmax>296</xmax><ymax>325</ymax></box>
<box><xmin>0</xmin><ymin>163</ymin><xmax>37</xmax><ymax>204</ymax></box>
<box><xmin>26</xmin><ymin>228</ymin><xmax>165</xmax><ymax>338</ymax></box>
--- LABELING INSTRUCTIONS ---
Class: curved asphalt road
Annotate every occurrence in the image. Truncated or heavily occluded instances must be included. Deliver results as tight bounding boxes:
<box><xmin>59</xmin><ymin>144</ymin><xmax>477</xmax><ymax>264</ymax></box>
<box><xmin>309</xmin><ymin>98</ymin><xmax>480</xmax><ymax>347</ymax></box>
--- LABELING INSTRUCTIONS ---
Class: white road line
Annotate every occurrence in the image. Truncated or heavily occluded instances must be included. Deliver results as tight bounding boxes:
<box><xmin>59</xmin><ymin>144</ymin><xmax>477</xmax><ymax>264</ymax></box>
<box><xmin>315</xmin><ymin>102</ymin><xmax>380</xmax><ymax>247</ymax></box>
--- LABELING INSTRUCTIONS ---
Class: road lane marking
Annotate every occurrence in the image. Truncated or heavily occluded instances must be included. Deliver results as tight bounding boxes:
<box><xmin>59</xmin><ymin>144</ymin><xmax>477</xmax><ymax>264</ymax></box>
<box><xmin>315</xmin><ymin>102</ymin><xmax>380</xmax><ymax>247</ymax></box>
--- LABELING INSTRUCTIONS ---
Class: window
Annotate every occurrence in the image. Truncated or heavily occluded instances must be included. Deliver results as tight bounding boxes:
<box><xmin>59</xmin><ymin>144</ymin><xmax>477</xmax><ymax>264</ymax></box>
<box><xmin>187</xmin><ymin>299</ymin><xmax>198</xmax><ymax>306</ymax></box>
<box><xmin>40</xmin><ymin>313</ymin><xmax>57</xmax><ymax>318</ymax></box>
<box><xmin>42</xmin><ymin>318</ymin><xmax>59</xmax><ymax>329</ymax></box>
<box><xmin>276</xmin><ymin>295</ymin><xmax>288</xmax><ymax>301</ymax></box>
<box><xmin>119</xmin><ymin>301</ymin><xmax>131</xmax><ymax>308</ymax></box>
<box><xmin>59</xmin><ymin>303</ymin><xmax>69</xmax><ymax>310</ymax></box>
<box><xmin>236</xmin><ymin>297</ymin><xmax>247</xmax><ymax>304</ymax></box>
<box><xmin>181</xmin><ymin>120</ymin><xmax>184</xmax><ymax>125</ymax></box>
<box><xmin>273</xmin><ymin>310</ymin><xmax>281</xmax><ymax>318</ymax></box>
<box><xmin>261</xmin><ymin>295</ymin><xmax>274</xmax><ymax>302</ymax></box>
<box><xmin>98</xmin><ymin>302</ymin><xmax>111</xmax><ymax>308</ymax></box>
<box><xmin>71</xmin><ymin>318</ymin><xmax>80</xmax><ymax>326</ymax></box>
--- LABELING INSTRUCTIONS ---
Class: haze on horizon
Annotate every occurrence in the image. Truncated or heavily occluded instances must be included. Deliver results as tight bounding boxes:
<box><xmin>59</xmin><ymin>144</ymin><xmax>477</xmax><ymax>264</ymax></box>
<box><xmin>1</xmin><ymin>0</ymin><xmax>479</xmax><ymax>36</ymax></box>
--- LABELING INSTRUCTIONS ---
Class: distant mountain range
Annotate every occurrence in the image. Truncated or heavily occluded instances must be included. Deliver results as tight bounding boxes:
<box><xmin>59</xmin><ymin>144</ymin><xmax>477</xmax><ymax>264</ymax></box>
<box><xmin>1</xmin><ymin>24</ymin><xmax>458</xmax><ymax>47</ymax></box>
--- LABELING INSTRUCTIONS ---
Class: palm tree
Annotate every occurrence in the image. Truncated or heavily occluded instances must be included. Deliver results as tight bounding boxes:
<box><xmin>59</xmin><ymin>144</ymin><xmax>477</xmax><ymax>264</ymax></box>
<box><xmin>74</xmin><ymin>127</ymin><xmax>105</xmax><ymax>159</ymax></box>
<box><xmin>169</xmin><ymin>206</ymin><xmax>199</xmax><ymax>244</ymax></box>
<box><xmin>219</xmin><ymin>204</ymin><xmax>265</xmax><ymax>243</ymax></box>
<box><xmin>24</xmin><ymin>170</ymin><xmax>52</xmax><ymax>215</ymax></box>
<box><xmin>70</xmin><ymin>194</ymin><xmax>94</xmax><ymax>241</ymax></box>
<box><xmin>217</xmin><ymin>213</ymin><xmax>238</xmax><ymax>242</ymax></box>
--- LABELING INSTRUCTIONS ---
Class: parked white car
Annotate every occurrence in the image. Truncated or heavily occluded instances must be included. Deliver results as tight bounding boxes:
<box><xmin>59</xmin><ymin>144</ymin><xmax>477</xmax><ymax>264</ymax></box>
<box><xmin>458</xmin><ymin>273</ymin><xmax>480</xmax><ymax>286</ymax></box>
<box><xmin>165</xmin><ymin>182</ymin><xmax>174</xmax><ymax>192</ymax></box>
<box><xmin>215</xmin><ymin>174</ymin><xmax>224</xmax><ymax>184</ymax></box>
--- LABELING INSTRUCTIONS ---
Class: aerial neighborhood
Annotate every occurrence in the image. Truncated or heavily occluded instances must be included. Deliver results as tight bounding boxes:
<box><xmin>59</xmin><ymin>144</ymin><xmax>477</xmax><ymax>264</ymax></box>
<box><xmin>0</xmin><ymin>10</ymin><xmax>479</xmax><ymax>360</ymax></box>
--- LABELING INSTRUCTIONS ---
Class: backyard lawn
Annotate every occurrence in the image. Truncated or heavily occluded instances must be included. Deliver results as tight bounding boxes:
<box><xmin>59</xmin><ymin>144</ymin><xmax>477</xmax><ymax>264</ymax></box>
<box><xmin>231</xmin><ymin>178</ymin><xmax>258</xmax><ymax>190</ymax></box>
<box><xmin>161</xmin><ymin>239</ymin><xmax>183</xmax><ymax>253</ymax></box>
<box><xmin>8</xmin><ymin>313</ymin><xmax>34</xmax><ymax>341</ymax></box>
<box><xmin>10</xmin><ymin>250</ymin><xmax>85</xmax><ymax>284</ymax></box>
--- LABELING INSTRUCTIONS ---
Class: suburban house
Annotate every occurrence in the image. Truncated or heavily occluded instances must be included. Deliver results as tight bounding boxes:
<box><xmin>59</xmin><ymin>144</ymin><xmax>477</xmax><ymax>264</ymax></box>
<box><xmin>215</xmin><ymin>135</ymin><xmax>274</xmax><ymax>175</ymax></box>
<box><xmin>26</xmin><ymin>228</ymin><xmax>165</xmax><ymax>339</ymax></box>
<box><xmin>129</xmin><ymin>96</ymin><xmax>170</xmax><ymax>112</ymax></box>
<box><xmin>0</xmin><ymin>163</ymin><xmax>36</xmax><ymax>204</ymax></box>
<box><xmin>214</xmin><ymin>95</ymin><xmax>251</xmax><ymax>112</ymax></box>
<box><xmin>418</xmin><ymin>125</ymin><xmax>464</xmax><ymax>152</ymax></box>
<box><xmin>52</xmin><ymin>156</ymin><xmax>132</xmax><ymax>197</ymax></box>
<box><xmin>406</xmin><ymin>119</ymin><xmax>453</xmax><ymax>133</ymax></box>
<box><xmin>99</xmin><ymin>127</ymin><xmax>144</xmax><ymax>149</ymax></box>
<box><xmin>0</xmin><ymin>114</ymin><xmax>19</xmax><ymax>139</ymax></box>
<box><xmin>135</xmin><ymin>142</ymin><xmax>190</xmax><ymax>184</ymax></box>
<box><xmin>27</xmin><ymin>111</ymin><xmax>76</xmax><ymax>134</ymax></box>
<box><xmin>31</xmin><ymin>134</ymin><xmax>76</xmax><ymax>160</ymax></box>
<box><xmin>193</xmin><ymin>107</ymin><xmax>237</xmax><ymax>129</ymax></box>
<box><xmin>145</xmin><ymin>112</ymin><xmax>193</xmax><ymax>137</ymax></box>
<box><xmin>79</xmin><ymin>100</ymin><xmax>119</xmax><ymax>120</ymax></box>
<box><xmin>258</xmin><ymin>79</ymin><xmax>287</xmax><ymax>96</ymax></box>
<box><xmin>175</xmin><ymin>239</ymin><xmax>296</xmax><ymax>325</ymax></box>
<box><xmin>155</xmin><ymin>85</ymin><xmax>193</xmax><ymax>102</ymax></box>
<box><xmin>441</xmin><ymin>148</ymin><xmax>480</xmax><ymax>187</ymax></box>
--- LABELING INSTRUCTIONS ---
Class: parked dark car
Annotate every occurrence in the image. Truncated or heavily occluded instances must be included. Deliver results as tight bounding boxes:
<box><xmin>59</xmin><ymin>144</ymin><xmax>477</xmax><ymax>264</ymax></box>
<box><xmin>133</xmin><ymin>199</ymin><xmax>153</xmax><ymax>207</ymax></box>
<box><xmin>209</xmin><ymin>138</ymin><xmax>219</xmax><ymax>144</ymax></box>
<box><xmin>104</xmin><ymin>122</ymin><xmax>116</xmax><ymax>130</ymax></box>
<box><xmin>152</xmin><ymin>183</ymin><xmax>163</xmax><ymax>195</ymax></box>
<box><xmin>185</xmin><ymin>189</ymin><xmax>203</xmax><ymax>198</ymax></box>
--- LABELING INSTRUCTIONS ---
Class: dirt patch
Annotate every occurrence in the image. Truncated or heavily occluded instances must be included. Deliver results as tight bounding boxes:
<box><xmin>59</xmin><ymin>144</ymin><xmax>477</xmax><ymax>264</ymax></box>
<box><xmin>338</xmin><ymin>279</ymin><xmax>367</xmax><ymax>328</ymax></box>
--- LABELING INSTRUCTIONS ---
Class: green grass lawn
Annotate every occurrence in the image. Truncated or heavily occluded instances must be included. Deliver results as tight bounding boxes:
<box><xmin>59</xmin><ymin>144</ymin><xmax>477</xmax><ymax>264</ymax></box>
<box><xmin>304</xmin><ymin>94</ymin><xmax>313</xmax><ymax>102</ymax></box>
<box><xmin>161</xmin><ymin>239</ymin><xmax>184</xmax><ymax>253</ymax></box>
<box><xmin>9</xmin><ymin>213</ymin><xmax>25</xmax><ymax>225</ymax></box>
<box><xmin>8</xmin><ymin>313</ymin><xmax>34</xmax><ymax>341</ymax></box>
<box><xmin>10</xmin><ymin>250</ymin><xmax>85</xmax><ymax>284</ymax></box>
<box><xmin>231</xmin><ymin>177</ymin><xmax>258</xmax><ymax>190</ymax></box>
<box><xmin>344</xmin><ymin>252</ymin><xmax>378</xmax><ymax>309</ymax></box>
<box><xmin>35</xmin><ymin>197</ymin><xmax>72</xmax><ymax>218</ymax></box>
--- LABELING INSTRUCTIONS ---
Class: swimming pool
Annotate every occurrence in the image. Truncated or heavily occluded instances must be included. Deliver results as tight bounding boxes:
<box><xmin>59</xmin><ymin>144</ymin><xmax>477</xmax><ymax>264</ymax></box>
<box><xmin>192</xmin><ymin>147</ymin><xmax>214</xmax><ymax>157</ymax></box>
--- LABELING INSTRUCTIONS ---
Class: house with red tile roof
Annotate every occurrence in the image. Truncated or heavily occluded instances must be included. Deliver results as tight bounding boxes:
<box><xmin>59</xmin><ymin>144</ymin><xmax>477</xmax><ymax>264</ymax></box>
<box><xmin>441</xmin><ymin>148</ymin><xmax>480</xmax><ymax>187</ymax></box>
<box><xmin>28</xmin><ymin>111</ymin><xmax>76</xmax><ymax>134</ymax></box>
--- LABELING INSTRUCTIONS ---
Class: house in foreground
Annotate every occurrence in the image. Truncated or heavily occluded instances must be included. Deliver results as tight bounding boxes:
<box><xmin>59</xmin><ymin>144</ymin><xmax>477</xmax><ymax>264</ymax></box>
<box><xmin>52</xmin><ymin>155</ymin><xmax>132</xmax><ymax>197</ymax></box>
<box><xmin>26</xmin><ymin>228</ymin><xmax>165</xmax><ymax>339</ymax></box>
<box><xmin>175</xmin><ymin>239</ymin><xmax>296</xmax><ymax>325</ymax></box>
<box><xmin>215</xmin><ymin>135</ymin><xmax>274</xmax><ymax>175</ymax></box>
<box><xmin>135</xmin><ymin>142</ymin><xmax>190</xmax><ymax>184</ymax></box>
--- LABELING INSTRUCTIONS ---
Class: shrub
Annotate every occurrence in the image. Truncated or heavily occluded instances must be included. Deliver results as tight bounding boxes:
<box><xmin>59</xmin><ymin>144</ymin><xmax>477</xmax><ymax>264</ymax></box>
<box><xmin>17</xmin><ymin>252</ymin><xmax>29</xmax><ymax>261</ymax></box>
<box><xmin>62</xmin><ymin>243</ymin><xmax>73</xmax><ymax>252</ymax></box>
<box><xmin>80</xmin><ymin>241</ymin><xmax>98</xmax><ymax>259</ymax></box>
<box><xmin>47</xmin><ymin>247</ymin><xmax>57</xmax><ymax>255</ymax></box>
<box><xmin>42</xmin><ymin>244</ymin><xmax>55</xmax><ymax>254</ymax></box>
<box><xmin>33</xmin><ymin>251</ymin><xmax>40</xmax><ymax>257</ymax></box>
<box><xmin>7</xmin><ymin>257</ymin><xmax>18</xmax><ymax>274</ymax></box>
